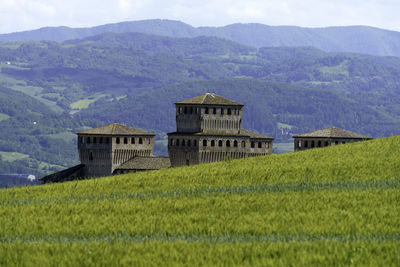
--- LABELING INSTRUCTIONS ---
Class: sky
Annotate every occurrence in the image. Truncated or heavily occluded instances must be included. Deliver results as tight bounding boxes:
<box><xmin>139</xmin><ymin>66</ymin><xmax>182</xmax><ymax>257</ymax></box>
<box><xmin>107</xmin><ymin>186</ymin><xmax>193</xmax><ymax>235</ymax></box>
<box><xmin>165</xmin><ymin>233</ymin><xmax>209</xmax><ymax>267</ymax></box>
<box><xmin>0</xmin><ymin>0</ymin><xmax>399</xmax><ymax>34</ymax></box>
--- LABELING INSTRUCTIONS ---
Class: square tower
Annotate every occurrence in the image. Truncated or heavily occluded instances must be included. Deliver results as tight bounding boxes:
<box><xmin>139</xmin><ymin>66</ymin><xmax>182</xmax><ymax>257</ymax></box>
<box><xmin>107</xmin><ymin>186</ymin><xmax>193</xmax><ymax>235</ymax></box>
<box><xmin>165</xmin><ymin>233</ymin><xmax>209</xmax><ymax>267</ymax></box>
<box><xmin>168</xmin><ymin>93</ymin><xmax>274</xmax><ymax>167</ymax></box>
<box><xmin>77</xmin><ymin>123</ymin><xmax>155</xmax><ymax>177</ymax></box>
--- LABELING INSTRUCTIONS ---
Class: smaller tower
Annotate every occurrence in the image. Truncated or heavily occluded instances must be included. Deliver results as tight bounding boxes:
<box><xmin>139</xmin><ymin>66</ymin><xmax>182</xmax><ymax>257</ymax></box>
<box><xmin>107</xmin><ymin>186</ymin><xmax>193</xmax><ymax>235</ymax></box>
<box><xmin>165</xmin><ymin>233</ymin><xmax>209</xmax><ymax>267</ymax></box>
<box><xmin>77</xmin><ymin>123</ymin><xmax>155</xmax><ymax>177</ymax></box>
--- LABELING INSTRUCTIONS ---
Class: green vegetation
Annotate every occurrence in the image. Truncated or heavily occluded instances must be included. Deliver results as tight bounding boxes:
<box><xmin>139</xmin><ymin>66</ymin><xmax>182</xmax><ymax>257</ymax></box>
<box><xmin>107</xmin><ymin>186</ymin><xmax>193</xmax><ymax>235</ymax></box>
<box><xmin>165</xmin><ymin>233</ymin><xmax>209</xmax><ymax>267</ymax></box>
<box><xmin>0</xmin><ymin>137</ymin><xmax>399</xmax><ymax>265</ymax></box>
<box><xmin>70</xmin><ymin>94</ymin><xmax>107</xmax><ymax>111</ymax></box>
<box><xmin>0</xmin><ymin>152</ymin><xmax>29</xmax><ymax>162</ymax></box>
<box><xmin>0</xmin><ymin>113</ymin><xmax>9</xmax><ymax>122</ymax></box>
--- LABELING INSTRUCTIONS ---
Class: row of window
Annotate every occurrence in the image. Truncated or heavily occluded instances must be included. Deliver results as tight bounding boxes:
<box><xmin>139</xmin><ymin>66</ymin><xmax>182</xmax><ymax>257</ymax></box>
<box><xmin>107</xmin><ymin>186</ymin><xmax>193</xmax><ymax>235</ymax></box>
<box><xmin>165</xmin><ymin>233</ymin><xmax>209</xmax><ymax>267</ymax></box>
<box><xmin>170</xmin><ymin>139</ymin><xmax>270</xmax><ymax>149</ymax></box>
<box><xmin>298</xmin><ymin>140</ymin><xmax>346</xmax><ymax>148</ymax></box>
<box><xmin>178</xmin><ymin>106</ymin><xmax>240</xmax><ymax>116</ymax></box>
<box><xmin>79</xmin><ymin>136</ymin><xmax>150</xmax><ymax>145</ymax></box>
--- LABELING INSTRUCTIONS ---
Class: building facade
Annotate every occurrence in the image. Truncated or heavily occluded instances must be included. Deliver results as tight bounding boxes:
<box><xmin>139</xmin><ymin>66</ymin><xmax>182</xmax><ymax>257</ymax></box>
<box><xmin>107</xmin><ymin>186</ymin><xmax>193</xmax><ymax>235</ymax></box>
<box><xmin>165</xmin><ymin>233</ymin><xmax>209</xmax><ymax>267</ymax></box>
<box><xmin>168</xmin><ymin>93</ymin><xmax>273</xmax><ymax>167</ymax></box>
<box><xmin>41</xmin><ymin>123</ymin><xmax>170</xmax><ymax>183</ymax></box>
<box><xmin>293</xmin><ymin>127</ymin><xmax>372</xmax><ymax>152</ymax></box>
<box><xmin>77</xmin><ymin>123</ymin><xmax>156</xmax><ymax>177</ymax></box>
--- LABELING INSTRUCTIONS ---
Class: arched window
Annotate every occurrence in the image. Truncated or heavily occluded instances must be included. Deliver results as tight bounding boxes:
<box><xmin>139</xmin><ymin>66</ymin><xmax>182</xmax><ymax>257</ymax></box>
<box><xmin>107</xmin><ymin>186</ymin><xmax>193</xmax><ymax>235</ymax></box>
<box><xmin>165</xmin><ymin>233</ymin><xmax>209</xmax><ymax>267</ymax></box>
<box><xmin>218</xmin><ymin>140</ymin><xmax>223</xmax><ymax>147</ymax></box>
<box><xmin>241</xmin><ymin>141</ymin><xmax>246</xmax><ymax>147</ymax></box>
<box><xmin>188</xmin><ymin>140</ymin><xmax>191</xmax><ymax>147</ymax></box>
<box><xmin>89</xmin><ymin>152</ymin><xmax>93</xmax><ymax>161</ymax></box>
<box><xmin>205</xmin><ymin>107</ymin><xmax>209</xmax><ymax>114</ymax></box>
<box><xmin>325</xmin><ymin>141</ymin><xmax>329</xmax><ymax>146</ymax></box>
<box><xmin>189</xmin><ymin>107</ymin><xmax>193</xmax><ymax>114</ymax></box>
<box><xmin>258</xmin><ymin>142</ymin><xmax>262</xmax><ymax>148</ymax></box>
<box><xmin>234</xmin><ymin>140</ymin><xmax>238</xmax><ymax>147</ymax></box>
<box><xmin>131</xmin><ymin>137</ymin><xmax>135</xmax><ymax>144</ymax></box>
<box><xmin>304</xmin><ymin>140</ymin><xmax>308</xmax><ymax>147</ymax></box>
<box><xmin>266</xmin><ymin>142</ymin><xmax>270</xmax><ymax>149</ymax></box>
<box><xmin>297</xmin><ymin>140</ymin><xmax>301</xmax><ymax>148</ymax></box>
<box><xmin>194</xmin><ymin>140</ymin><xmax>197</xmax><ymax>147</ymax></box>
<box><xmin>178</xmin><ymin>107</ymin><xmax>183</xmax><ymax>114</ymax></box>
<box><xmin>124</xmin><ymin>137</ymin><xmax>128</xmax><ymax>144</ymax></box>
<box><xmin>93</xmin><ymin>137</ymin><xmax>97</xmax><ymax>144</ymax></box>
<box><xmin>170</xmin><ymin>139</ymin><xmax>174</xmax><ymax>146</ymax></box>
<box><xmin>251</xmin><ymin>141</ymin><xmax>255</xmax><ymax>148</ymax></box>
<box><xmin>79</xmin><ymin>137</ymin><xmax>83</xmax><ymax>144</ymax></box>
<box><xmin>226</xmin><ymin>140</ymin><xmax>230</xmax><ymax>147</ymax></box>
<box><xmin>116</xmin><ymin>137</ymin><xmax>120</xmax><ymax>144</ymax></box>
<box><xmin>220</xmin><ymin>108</ymin><xmax>224</xmax><ymax>115</ymax></box>
<box><xmin>139</xmin><ymin>138</ymin><xmax>143</xmax><ymax>144</ymax></box>
<box><xmin>176</xmin><ymin>139</ymin><xmax>180</xmax><ymax>146</ymax></box>
<box><xmin>211</xmin><ymin>140</ymin><xmax>215</xmax><ymax>147</ymax></box>
<box><xmin>182</xmin><ymin>139</ymin><xmax>185</xmax><ymax>147</ymax></box>
<box><xmin>203</xmin><ymin>140</ymin><xmax>207</xmax><ymax>146</ymax></box>
<box><xmin>184</xmin><ymin>107</ymin><xmax>187</xmax><ymax>114</ymax></box>
<box><xmin>213</xmin><ymin>108</ymin><xmax>216</xmax><ymax>114</ymax></box>
<box><xmin>311</xmin><ymin>141</ymin><xmax>315</xmax><ymax>148</ymax></box>
<box><xmin>87</xmin><ymin>137</ymin><xmax>91</xmax><ymax>144</ymax></box>
<box><xmin>317</xmin><ymin>140</ymin><xmax>321</xmax><ymax>147</ymax></box>
<box><xmin>99</xmin><ymin>137</ymin><xmax>103</xmax><ymax>144</ymax></box>
<box><xmin>227</xmin><ymin>108</ymin><xmax>231</xmax><ymax>115</ymax></box>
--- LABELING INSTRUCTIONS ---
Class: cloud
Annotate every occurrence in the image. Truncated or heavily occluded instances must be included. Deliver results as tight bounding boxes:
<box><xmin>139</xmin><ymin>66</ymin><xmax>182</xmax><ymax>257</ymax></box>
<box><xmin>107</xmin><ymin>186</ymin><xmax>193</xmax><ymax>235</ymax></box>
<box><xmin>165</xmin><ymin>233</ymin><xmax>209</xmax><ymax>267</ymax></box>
<box><xmin>0</xmin><ymin>0</ymin><xmax>399</xmax><ymax>34</ymax></box>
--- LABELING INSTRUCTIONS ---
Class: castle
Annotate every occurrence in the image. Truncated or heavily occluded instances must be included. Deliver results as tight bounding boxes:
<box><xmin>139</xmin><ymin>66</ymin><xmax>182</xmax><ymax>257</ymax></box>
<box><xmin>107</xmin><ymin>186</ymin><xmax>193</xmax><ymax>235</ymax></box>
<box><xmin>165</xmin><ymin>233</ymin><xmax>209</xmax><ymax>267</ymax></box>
<box><xmin>40</xmin><ymin>93</ymin><xmax>372</xmax><ymax>183</ymax></box>
<box><xmin>40</xmin><ymin>93</ymin><xmax>273</xmax><ymax>183</ymax></box>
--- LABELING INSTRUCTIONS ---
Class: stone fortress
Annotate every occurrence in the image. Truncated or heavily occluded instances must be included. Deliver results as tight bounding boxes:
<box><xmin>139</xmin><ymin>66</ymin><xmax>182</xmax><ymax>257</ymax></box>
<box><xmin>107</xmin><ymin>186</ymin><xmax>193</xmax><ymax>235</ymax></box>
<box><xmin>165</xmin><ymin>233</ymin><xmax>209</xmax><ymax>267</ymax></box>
<box><xmin>40</xmin><ymin>93</ymin><xmax>371</xmax><ymax>183</ymax></box>
<box><xmin>168</xmin><ymin>93</ymin><xmax>273</xmax><ymax>167</ymax></box>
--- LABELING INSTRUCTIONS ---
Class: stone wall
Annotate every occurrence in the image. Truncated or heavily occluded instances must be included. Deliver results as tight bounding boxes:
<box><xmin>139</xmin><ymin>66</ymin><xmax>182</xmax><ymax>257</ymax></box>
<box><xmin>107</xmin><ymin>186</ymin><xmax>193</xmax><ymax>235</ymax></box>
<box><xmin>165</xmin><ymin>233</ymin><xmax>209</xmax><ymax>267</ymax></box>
<box><xmin>168</xmin><ymin>134</ymin><xmax>273</xmax><ymax>167</ymax></box>
<box><xmin>294</xmin><ymin>137</ymin><xmax>361</xmax><ymax>151</ymax></box>
<box><xmin>78</xmin><ymin>134</ymin><xmax>154</xmax><ymax>177</ymax></box>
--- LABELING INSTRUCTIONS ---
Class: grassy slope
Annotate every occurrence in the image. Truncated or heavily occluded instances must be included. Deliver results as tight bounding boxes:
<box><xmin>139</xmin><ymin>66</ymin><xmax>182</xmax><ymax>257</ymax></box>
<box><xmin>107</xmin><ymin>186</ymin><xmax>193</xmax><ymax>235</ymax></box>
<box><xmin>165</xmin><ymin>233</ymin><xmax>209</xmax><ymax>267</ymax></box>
<box><xmin>0</xmin><ymin>137</ymin><xmax>399</xmax><ymax>266</ymax></box>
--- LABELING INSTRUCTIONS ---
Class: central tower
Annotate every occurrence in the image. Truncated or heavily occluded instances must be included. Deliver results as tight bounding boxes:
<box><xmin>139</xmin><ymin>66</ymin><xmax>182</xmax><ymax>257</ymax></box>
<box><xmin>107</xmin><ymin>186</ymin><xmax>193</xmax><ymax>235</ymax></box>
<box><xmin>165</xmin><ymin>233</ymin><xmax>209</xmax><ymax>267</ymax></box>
<box><xmin>168</xmin><ymin>93</ymin><xmax>273</xmax><ymax>167</ymax></box>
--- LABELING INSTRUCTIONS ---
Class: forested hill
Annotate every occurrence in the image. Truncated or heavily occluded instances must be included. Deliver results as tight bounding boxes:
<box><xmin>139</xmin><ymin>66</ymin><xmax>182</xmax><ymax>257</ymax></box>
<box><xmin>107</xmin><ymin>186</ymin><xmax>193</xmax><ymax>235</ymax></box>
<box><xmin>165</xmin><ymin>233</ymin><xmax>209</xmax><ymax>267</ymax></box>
<box><xmin>1</xmin><ymin>20</ymin><xmax>400</xmax><ymax>57</ymax></box>
<box><xmin>1</xmin><ymin>31</ymin><xmax>400</xmax><ymax>177</ymax></box>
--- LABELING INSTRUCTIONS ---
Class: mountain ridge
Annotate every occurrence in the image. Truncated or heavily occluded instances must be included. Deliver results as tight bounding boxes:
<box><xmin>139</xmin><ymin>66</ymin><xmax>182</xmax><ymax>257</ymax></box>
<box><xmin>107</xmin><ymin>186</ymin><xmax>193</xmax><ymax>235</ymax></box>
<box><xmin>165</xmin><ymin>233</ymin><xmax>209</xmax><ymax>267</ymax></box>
<box><xmin>1</xmin><ymin>19</ymin><xmax>400</xmax><ymax>57</ymax></box>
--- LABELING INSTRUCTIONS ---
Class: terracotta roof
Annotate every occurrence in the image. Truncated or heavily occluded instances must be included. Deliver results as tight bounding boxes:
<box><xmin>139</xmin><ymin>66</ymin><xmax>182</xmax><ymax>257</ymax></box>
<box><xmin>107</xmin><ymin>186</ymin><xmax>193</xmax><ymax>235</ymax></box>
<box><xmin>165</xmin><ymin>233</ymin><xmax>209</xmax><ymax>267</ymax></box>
<box><xmin>116</xmin><ymin>157</ymin><xmax>171</xmax><ymax>170</ymax></box>
<box><xmin>293</xmin><ymin>127</ymin><xmax>372</xmax><ymax>139</ymax></box>
<box><xmin>176</xmin><ymin>93</ymin><xmax>243</xmax><ymax>106</ymax></box>
<box><xmin>77</xmin><ymin>123</ymin><xmax>155</xmax><ymax>136</ymax></box>
<box><xmin>240</xmin><ymin>129</ymin><xmax>274</xmax><ymax>140</ymax></box>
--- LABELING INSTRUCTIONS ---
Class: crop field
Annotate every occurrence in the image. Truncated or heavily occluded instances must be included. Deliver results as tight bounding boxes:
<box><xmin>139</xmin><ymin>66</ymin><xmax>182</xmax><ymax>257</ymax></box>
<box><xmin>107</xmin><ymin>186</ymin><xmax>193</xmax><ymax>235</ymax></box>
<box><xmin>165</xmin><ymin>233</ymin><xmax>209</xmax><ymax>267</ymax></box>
<box><xmin>0</xmin><ymin>137</ymin><xmax>399</xmax><ymax>266</ymax></box>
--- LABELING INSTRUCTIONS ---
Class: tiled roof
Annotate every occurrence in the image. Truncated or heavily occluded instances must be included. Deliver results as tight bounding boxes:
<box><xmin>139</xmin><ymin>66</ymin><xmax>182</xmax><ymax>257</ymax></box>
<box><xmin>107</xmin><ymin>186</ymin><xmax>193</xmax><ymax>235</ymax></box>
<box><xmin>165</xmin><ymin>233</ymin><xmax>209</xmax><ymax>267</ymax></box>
<box><xmin>293</xmin><ymin>127</ymin><xmax>372</xmax><ymax>139</ymax></box>
<box><xmin>39</xmin><ymin>164</ymin><xmax>85</xmax><ymax>183</ymax></box>
<box><xmin>240</xmin><ymin>129</ymin><xmax>274</xmax><ymax>140</ymax></box>
<box><xmin>77</xmin><ymin>123</ymin><xmax>155</xmax><ymax>136</ymax></box>
<box><xmin>116</xmin><ymin>157</ymin><xmax>171</xmax><ymax>170</ymax></box>
<box><xmin>176</xmin><ymin>93</ymin><xmax>243</xmax><ymax>106</ymax></box>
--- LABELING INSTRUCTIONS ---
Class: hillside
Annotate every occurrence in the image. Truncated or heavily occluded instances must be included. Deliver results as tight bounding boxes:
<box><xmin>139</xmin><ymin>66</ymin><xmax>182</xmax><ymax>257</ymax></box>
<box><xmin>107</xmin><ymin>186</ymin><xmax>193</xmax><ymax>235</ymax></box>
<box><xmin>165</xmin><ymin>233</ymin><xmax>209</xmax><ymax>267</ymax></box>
<box><xmin>0</xmin><ymin>136</ymin><xmax>399</xmax><ymax>265</ymax></box>
<box><xmin>1</xmin><ymin>32</ymin><xmax>400</xmax><ymax>177</ymax></box>
<box><xmin>1</xmin><ymin>19</ymin><xmax>400</xmax><ymax>57</ymax></box>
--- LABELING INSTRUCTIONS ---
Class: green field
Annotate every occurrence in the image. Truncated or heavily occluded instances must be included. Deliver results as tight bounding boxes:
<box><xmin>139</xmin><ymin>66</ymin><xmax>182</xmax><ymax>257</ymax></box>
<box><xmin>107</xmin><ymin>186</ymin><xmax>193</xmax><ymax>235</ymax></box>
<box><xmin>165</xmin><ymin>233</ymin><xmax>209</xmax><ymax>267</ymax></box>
<box><xmin>0</xmin><ymin>137</ymin><xmax>399</xmax><ymax>265</ymax></box>
<box><xmin>0</xmin><ymin>112</ymin><xmax>10</xmax><ymax>122</ymax></box>
<box><xmin>0</xmin><ymin>151</ymin><xmax>29</xmax><ymax>162</ymax></box>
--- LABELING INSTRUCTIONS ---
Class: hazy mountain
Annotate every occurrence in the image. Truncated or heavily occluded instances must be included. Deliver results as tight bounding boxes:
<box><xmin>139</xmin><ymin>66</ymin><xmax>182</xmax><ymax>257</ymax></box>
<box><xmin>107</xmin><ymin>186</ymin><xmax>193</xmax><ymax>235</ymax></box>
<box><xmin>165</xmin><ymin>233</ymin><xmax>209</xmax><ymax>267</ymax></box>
<box><xmin>1</xmin><ymin>19</ymin><xmax>400</xmax><ymax>57</ymax></box>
